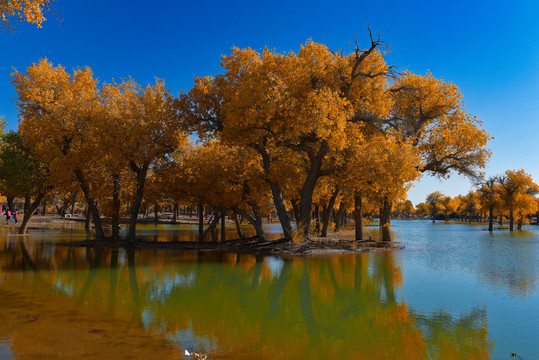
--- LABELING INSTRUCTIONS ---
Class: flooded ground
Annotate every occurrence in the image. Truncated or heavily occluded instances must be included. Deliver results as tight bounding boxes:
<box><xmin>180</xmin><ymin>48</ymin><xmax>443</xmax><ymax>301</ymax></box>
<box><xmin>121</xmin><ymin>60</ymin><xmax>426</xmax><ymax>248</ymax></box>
<box><xmin>0</xmin><ymin>220</ymin><xmax>537</xmax><ymax>359</ymax></box>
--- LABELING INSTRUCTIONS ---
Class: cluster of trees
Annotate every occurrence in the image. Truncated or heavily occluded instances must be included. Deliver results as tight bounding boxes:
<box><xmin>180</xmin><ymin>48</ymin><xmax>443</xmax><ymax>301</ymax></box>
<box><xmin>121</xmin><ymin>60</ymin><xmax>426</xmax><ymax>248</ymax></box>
<box><xmin>415</xmin><ymin>169</ymin><xmax>539</xmax><ymax>231</ymax></box>
<box><xmin>2</xmin><ymin>31</ymin><xmax>491</xmax><ymax>242</ymax></box>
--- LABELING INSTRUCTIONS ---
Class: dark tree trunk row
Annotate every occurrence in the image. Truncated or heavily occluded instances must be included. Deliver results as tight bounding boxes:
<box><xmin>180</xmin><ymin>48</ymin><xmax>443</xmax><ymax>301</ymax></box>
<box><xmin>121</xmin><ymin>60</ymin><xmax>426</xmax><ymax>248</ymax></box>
<box><xmin>127</xmin><ymin>162</ymin><xmax>150</xmax><ymax>242</ymax></box>
<box><xmin>334</xmin><ymin>201</ymin><xmax>346</xmax><ymax>233</ymax></box>
<box><xmin>380</xmin><ymin>198</ymin><xmax>392</xmax><ymax>242</ymax></box>
<box><xmin>354</xmin><ymin>193</ymin><xmax>363</xmax><ymax>241</ymax></box>
<box><xmin>200</xmin><ymin>213</ymin><xmax>221</xmax><ymax>242</ymax></box>
<box><xmin>18</xmin><ymin>192</ymin><xmax>47</xmax><ymax>234</ymax></box>
<box><xmin>111</xmin><ymin>174</ymin><xmax>121</xmax><ymax>238</ymax></box>
<box><xmin>320</xmin><ymin>187</ymin><xmax>340</xmax><ymax>237</ymax></box>
<box><xmin>74</xmin><ymin>168</ymin><xmax>105</xmax><ymax>239</ymax></box>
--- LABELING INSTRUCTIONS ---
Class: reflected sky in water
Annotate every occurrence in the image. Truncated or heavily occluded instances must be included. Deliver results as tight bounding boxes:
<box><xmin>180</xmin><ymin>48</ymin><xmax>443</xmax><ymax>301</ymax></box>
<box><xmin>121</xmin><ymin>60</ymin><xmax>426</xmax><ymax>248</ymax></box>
<box><xmin>0</xmin><ymin>220</ymin><xmax>538</xmax><ymax>359</ymax></box>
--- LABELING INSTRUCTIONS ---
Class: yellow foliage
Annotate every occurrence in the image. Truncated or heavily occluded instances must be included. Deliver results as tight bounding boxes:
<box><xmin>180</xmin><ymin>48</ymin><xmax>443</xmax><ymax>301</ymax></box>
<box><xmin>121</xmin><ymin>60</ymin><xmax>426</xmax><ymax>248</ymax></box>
<box><xmin>1</xmin><ymin>0</ymin><xmax>52</xmax><ymax>27</ymax></box>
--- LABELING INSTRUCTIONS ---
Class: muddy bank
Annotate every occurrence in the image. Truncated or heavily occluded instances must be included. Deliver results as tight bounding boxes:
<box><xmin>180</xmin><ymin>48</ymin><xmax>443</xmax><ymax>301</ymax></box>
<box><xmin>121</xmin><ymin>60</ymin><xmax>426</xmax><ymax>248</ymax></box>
<box><xmin>53</xmin><ymin>237</ymin><xmax>402</xmax><ymax>257</ymax></box>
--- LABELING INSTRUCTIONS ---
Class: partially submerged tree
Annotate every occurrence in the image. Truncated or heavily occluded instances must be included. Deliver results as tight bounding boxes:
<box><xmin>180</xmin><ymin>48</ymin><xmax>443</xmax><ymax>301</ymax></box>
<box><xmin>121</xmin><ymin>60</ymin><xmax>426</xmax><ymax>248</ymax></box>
<box><xmin>439</xmin><ymin>195</ymin><xmax>459</xmax><ymax>221</ymax></box>
<box><xmin>498</xmin><ymin>169</ymin><xmax>538</xmax><ymax>231</ymax></box>
<box><xmin>476</xmin><ymin>176</ymin><xmax>501</xmax><ymax>231</ymax></box>
<box><xmin>425</xmin><ymin>191</ymin><xmax>444</xmax><ymax>223</ymax></box>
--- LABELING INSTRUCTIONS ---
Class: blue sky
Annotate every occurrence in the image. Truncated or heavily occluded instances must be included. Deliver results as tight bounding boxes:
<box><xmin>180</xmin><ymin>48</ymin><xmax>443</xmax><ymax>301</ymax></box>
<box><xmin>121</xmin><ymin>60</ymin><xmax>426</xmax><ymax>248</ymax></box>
<box><xmin>1</xmin><ymin>0</ymin><xmax>539</xmax><ymax>204</ymax></box>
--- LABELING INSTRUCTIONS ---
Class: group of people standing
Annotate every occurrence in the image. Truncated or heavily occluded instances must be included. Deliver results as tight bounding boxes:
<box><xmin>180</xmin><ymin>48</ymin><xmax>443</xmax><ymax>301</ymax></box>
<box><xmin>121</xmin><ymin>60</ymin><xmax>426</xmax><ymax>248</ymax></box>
<box><xmin>1</xmin><ymin>205</ymin><xmax>19</xmax><ymax>224</ymax></box>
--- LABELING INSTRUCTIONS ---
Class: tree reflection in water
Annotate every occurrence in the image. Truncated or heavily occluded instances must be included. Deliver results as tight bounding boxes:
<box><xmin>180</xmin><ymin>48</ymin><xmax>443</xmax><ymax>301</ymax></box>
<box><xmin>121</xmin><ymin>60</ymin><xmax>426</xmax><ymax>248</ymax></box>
<box><xmin>0</xmin><ymin>238</ymin><xmax>493</xmax><ymax>359</ymax></box>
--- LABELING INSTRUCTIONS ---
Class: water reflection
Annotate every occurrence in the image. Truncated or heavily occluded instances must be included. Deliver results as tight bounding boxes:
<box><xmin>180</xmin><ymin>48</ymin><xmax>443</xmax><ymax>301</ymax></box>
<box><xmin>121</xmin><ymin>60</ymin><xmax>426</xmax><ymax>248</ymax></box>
<box><xmin>0</xmin><ymin>237</ymin><xmax>493</xmax><ymax>359</ymax></box>
<box><xmin>133</xmin><ymin>223</ymin><xmax>283</xmax><ymax>242</ymax></box>
<box><xmin>393</xmin><ymin>221</ymin><xmax>539</xmax><ymax>298</ymax></box>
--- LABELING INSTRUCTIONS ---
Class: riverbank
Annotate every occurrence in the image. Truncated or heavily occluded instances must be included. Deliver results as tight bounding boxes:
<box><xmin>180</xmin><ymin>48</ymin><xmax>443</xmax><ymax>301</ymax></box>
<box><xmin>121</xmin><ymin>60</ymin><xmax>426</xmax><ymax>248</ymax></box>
<box><xmin>9</xmin><ymin>214</ymin><xmax>403</xmax><ymax>256</ymax></box>
<box><xmin>54</xmin><ymin>236</ymin><xmax>401</xmax><ymax>257</ymax></box>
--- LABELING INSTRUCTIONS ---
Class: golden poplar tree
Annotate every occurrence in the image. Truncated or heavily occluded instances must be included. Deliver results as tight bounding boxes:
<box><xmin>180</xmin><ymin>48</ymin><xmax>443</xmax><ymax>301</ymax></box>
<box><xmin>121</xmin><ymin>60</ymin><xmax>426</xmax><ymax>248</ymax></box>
<box><xmin>498</xmin><ymin>169</ymin><xmax>538</xmax><ymax>231</ymax></box>
<box><xmin>12</xmin><ymin>59</ymin><xmax>108</xmax><ymax>238</ymax></box>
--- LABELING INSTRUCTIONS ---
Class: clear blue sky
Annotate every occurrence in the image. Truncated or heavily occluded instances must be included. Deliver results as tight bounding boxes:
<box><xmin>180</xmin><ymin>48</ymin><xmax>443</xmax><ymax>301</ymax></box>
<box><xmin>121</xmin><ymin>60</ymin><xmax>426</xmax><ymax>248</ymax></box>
<box><xmin>2</xmin><ymin>0</ymin><xmax>539</xmax><ymax>204</ymax></box>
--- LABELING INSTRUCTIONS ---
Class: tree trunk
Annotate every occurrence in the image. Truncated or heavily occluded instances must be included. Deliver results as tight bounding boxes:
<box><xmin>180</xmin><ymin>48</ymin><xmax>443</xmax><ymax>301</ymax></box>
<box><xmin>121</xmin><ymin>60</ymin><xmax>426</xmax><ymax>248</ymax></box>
<box><xmin>235</xmin><ymin>207</ymin><xmax>265</xmax><ymax>241</ymax></box>
<box><xmin>23</xmin><ymin>194</ymin><xmax>30</xmax><ymax>214</ymax></box>
<box><xmin>509</xmin><ymin>208</ymin><xmax>514</xmax><ymax>231</ymax></box>
<box><xmin>4</xmin><ymin>196</ymin><xmax>15</xmax><ymax>213</ymax></box>
<box><xmin>198</xmin><ymin>204</ymin><xmax>204</xmax><ymax>240</ymax></box>
<box><xmin>18</xmin><ymin>192</ymin><xmax>47</xmax><ymax>235</ymax></box>
<box><xmin>268</xmin><ymin>180</ymin><xmax>292</xmax><ymax>238</ymax></box>
<box><xmin>111</xmin><ymin>174</ymin><xmax>121</xmax><ymax>238</ymax></box>
<box><xmin>153</xmin><ymin>201</ymin><xmax>159</xmax><ymax>224</ymax></box>
<box><xmin>220</xmin><ymin>210</ymin><xmax>226</xmax><ymax>241</ymax></box>
<box><xmin>233</xmin><ymin>212</ymin><xmax>245</xmax><ymax>239</ymax></box>
<box><xmin>172</xmin><ymin>203</ymin><xmax>178</xmax><ymax>224</ymax></box>
<box><xmin>354</xmin><ymin>193</ymin><xmax>363</xmax><ymax>241</ymax></box>
<box><xmin>200</xmin><ymin>213</ymin><xmax>221</xmax><ymax>242</ymax></box>
<box><xmin>381</xmin><ymin>198</ymin><xmax>392</xmax><ymax>242</ymax></box>
<box><xmin>334</xmin><ymin>201</ymin><xmax>346</xmax><ymax>233</ymax></box>
<box><xmin>297</xmin><ymin>143</ymin><xmax>328</xmax><ymax>237</ymax></box>
<box><xmin>291</xmin><ymin>199</ymin><xmax>300</xmax><ymax>224</ymax></box>
<box><xmin>85</xmin><ymin>205</ymin><xmax>91</xmax><ymax>232</ymax></box>
<box><xmin>488</xmin><ymin>205</ymin><xmax>494</xmax><ymax>232</ymax></box>
<box><xmin>127</xmin><ymin>162</ymin><xmax>149</xmax><ymax>242</ymax></box>
<box><xmin>321</xmin><ymin>187</ymin><xmax>339</xmax><ymax>237</ymax></box>
<box><xmin>74</xmin><ymin>168</ymin><xmax>105</xmax><ymax>239</ymax></box>
<box><xmin>517</xmin><ymin>216</ymin><xmax>523</xmax><ymax>231</ymax></box>
<box><xmin>41</xmin><ymin>199</ymin><xmax>46</xmax><ymax>215</ymax></box>
<box><xmin>314</xmin><ymin>203</ymin><xmax>320</xmax><ymax>233</ymax></box>
<box><xmin>70</xmin><ymin>191</ymin><xmax>78</xmax><ymax>217</ymax></box>
<box><xmin>257</xmin><ymin>146</ymin><xmax>293</xmax><ymax>239</ymax></box>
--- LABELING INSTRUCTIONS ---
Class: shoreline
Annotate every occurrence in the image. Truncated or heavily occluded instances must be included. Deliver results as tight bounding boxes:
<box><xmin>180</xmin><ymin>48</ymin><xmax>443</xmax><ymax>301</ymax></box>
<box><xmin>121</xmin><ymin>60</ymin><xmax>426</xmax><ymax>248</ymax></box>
<box><xmin>51</xmin><ymin>237</ymin><xmax>403</xmax><ymax>257</ymax></box>
<box><xmin>4</xmin><ymin>214</ymin><xmax>405</xmax><ymax>257</ymax></box>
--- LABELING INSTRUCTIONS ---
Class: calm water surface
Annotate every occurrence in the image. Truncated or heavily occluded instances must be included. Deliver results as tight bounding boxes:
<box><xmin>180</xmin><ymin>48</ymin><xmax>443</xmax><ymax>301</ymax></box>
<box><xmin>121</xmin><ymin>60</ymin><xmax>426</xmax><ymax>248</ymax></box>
<box><xmin>0</xmin><ymin>220</ymin><xmax>537</xmax><ymax>359</ymax></box>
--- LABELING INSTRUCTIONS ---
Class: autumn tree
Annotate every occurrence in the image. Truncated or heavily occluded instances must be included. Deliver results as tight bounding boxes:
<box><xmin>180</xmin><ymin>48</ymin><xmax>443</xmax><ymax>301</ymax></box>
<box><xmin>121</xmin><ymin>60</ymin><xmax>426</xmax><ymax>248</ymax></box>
<box><xmin>476</xmin><ymin>176</ymin><xmax>501</xmax><ymax>231</ymax></box>
<box><xmin>12</xmin><ymin>59</ymin><xmax>109</xmax><ymax>238</ymax></box>
<box><xmin>12</xmin><ymin>60</ymin><xmax>185</xmax><ymax>240</ymax></box>
<box><xmin>342</xmin><ymin>133</ymin><xmax>420</xmax><ymax>241</ymax></box>
<box><xmin>498</xmin><ymin>169</ymin><xmax>538</xmax><ymax>231</ymax></box>
<box><xmin>439</xmin><ymin>196</ymin><xmax>459</xmax><ymax>221</ymax></box>
<box><xmin>459</xmin><ymin>191</ymin><xmax>482</xmax><ymax>223</ymax></box>
<box><xmin>415</xmin><ymin>202</ymin><xmax>430</xmax><ymax>217</ymax></box>
<box><xmin>368</xmin><ymin>71</ymin><xmax>491</xmax><ymax>231</ymax></box>
<box><xmin>393</xmin><ymin>200</ymin><xmax>415</xmax><ymax>219</ymax></box>
<box><xmin>425</xmin><ymin>191</ymin><xmax>444</xmax><ymax>223</ymax></box>
<box><xmin>183</xmin><ymin>29</ymin><xmax>491</xmax><ymax>243</ymax></box>
<box><xmin>386</xmin><ymin>72</ymin><xmax>491</xmax><ymax>179</ymax></box>
<box><xmin>99</xmin><ymin>79</ymin><xmax>186</xmax><ymax>241</ymax></box>
<box><xmin>0</xmin><ymin>130</ymin><xmax>52</xmax><ymax>233</ymax></box>
<box><xmin>173</xmin><ymin>141</ymin><xmax>272</xmax><ymax>240</ymax></box>
<box><xmin>182</xmin><ymin>33</ymin><xmax>396</xmax><ymax>240</ymax></box>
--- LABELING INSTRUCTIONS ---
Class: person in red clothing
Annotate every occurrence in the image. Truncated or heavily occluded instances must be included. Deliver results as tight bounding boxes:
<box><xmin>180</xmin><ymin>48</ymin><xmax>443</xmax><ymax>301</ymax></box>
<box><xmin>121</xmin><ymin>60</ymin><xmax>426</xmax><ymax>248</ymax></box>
<box><xmin>14</xmin><ymin>210</ymin><xmax>18</xmax><ymax>224</ymax></box>
<box><xmin>6</xmin><ymin>210</ymin><xmax>11</xmax><ymax>223</ymax></box>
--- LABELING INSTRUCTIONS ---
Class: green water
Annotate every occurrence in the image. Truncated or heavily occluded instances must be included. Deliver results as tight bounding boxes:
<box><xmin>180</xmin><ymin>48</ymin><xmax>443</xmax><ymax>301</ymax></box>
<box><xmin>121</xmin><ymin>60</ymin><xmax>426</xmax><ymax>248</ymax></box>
<box><xmin>0</xmin><ymin>220</ymin><xmax>537</xmax><ymax>359</ymax></box>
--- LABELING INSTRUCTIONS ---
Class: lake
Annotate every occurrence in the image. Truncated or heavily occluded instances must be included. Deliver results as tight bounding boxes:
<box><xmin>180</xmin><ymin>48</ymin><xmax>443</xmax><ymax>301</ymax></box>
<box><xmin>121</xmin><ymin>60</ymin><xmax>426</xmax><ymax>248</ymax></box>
<box><xmin>0</xmin><ymin>220</ymin><xmax>537</xmax><ymax>359</ymax></box>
